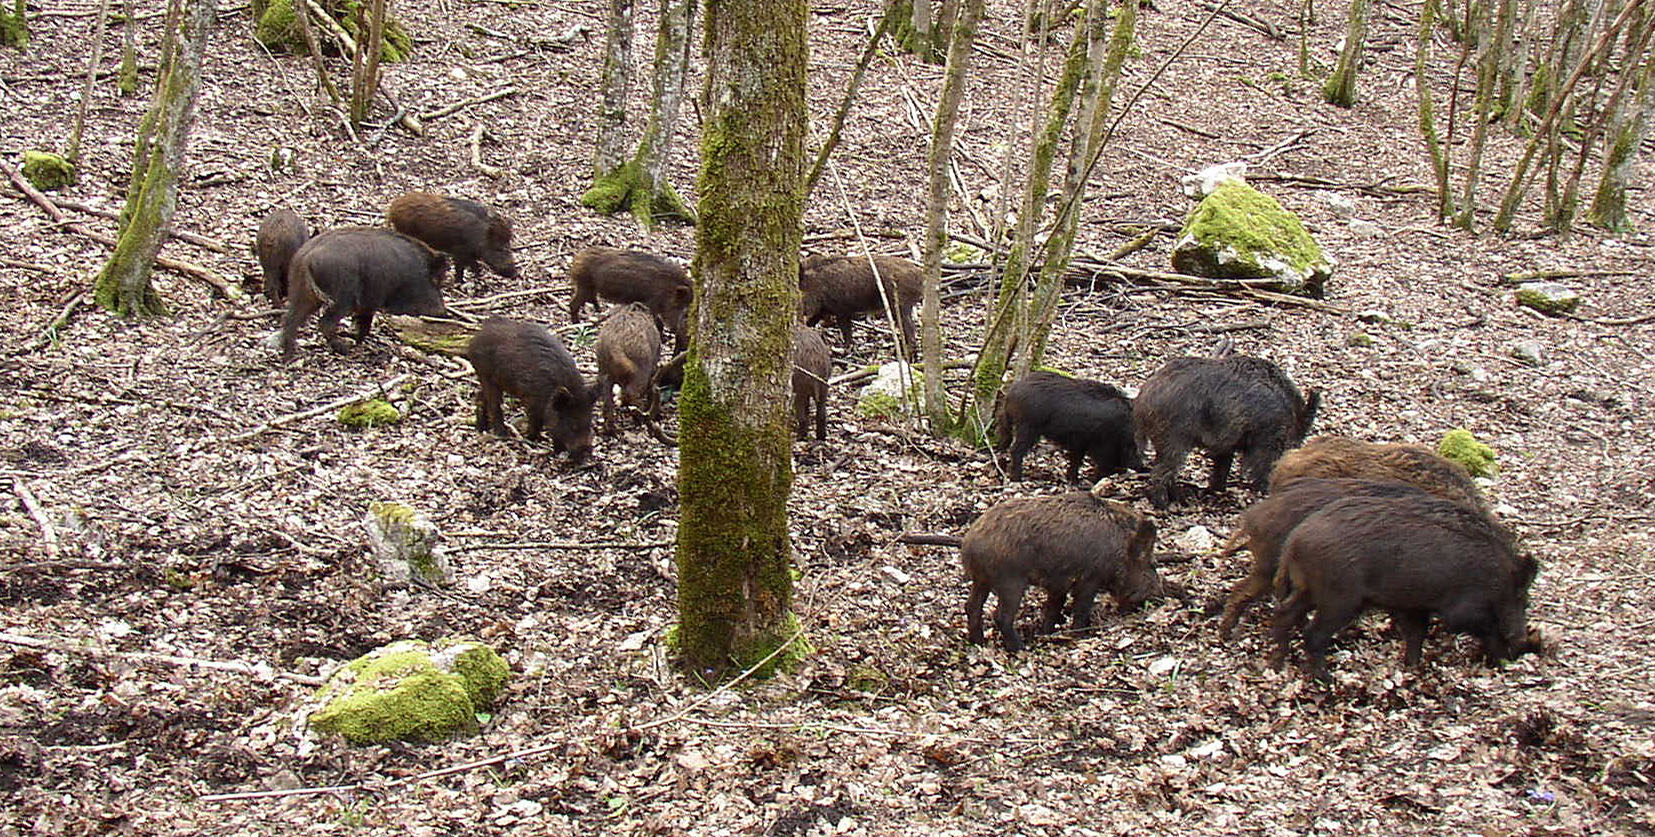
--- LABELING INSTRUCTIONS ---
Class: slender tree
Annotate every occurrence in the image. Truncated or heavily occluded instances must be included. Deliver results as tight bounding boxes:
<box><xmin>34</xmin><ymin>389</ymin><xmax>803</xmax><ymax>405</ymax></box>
<box><xmin>590</xmin><ymin>0</ymin><xmax>635</xmax><ymax>181</ymax></box>
<box><xmin>1588</xmin><ymin>23</ymin><xmax>1655</xmax><ymax>230</ymax></box>
<box><xmin>919</xmin><ymin>0</ymin><xmax>986</xmax><ymax>432</ymax></box>
<box><xmin>674</xmin><ymin>0</ymin><xmax>809</xmax><ymax>679</ymax></box>
<box><xmin>119</xmin><ymin>0</ymin><xmax>139</xmax><ymax>95</ymax></box>
<box><xmin>804</xmin><ymin>0</ymin><xmax>900</xmax><ymax>200</ymax></box>
<box><xmin>93</xmin><ymin>0</ymin><xmax>214</xmax><ymax>317</ymax></box>
<box><xmin>69</xmin><ymin>0</ymin><xmax>116</xmax><ymax>166</ymax></box>
<box><xmin>1323</xmin><ymin>0</ymin><xmax>1371</xmax><ymax>106</ymax></box>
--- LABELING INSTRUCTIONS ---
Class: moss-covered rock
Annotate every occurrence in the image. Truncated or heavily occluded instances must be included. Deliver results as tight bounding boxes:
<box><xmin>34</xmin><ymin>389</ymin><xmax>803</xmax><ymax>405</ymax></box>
<box><xmin>337</xmin><ymin>398</ymin><xmax>400</xmax><ymax>427</ymax></box>
<box><xmin>1514</xmin><ymin>281</ymin><xmax>1580</xmax><ymax>315</ymax></box>
<box><xmin>857</xmin><ymin>362</ymin><xmax>925</xmax><ymax>419</ymax></box>
<box><xmin>1439</xmin><ymin>429</ymin><xmax>1497</xmax><ymax>478</ymax></box>
<box><xmin>364</xmin><ymin>501</ymin><xmax>453</xmax><ymax>587</ymax></box>
<box><xmin>1171</xmin><ymin>180</ymin><xmax>1332</xmax><ymax>297</ymax></box>
<box><xmin>308</xmin><ymin>638</ymin><xmax>509</xmax><ymax>744</ymax></box>
<box><xmin>254</xmin><ymin>0</ymin><xmax>412</xmax><ymax>62</ymax></box>
<box><xmin>21</xmin><ymin>151</ymin><xmax>74</xmax><ymax>191</ymax></box>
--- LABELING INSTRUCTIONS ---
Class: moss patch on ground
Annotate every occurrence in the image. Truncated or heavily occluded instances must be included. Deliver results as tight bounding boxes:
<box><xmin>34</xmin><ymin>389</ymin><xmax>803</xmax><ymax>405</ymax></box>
<box><xmin>21</xmin><ymin>151</ymin><xmax>74</xmax><ymax>190</ymax></box>
<box><xmin>1439</xmin><ymin>428</ymin><xmax>1497</xmax><ymax>477</ymax></box>
<box><xmin>309</xmin><ymin>638</ymin><xmax>509</xmax><ymax>745</ymax></box>
<box><xmin>338</xmin><ymin>398</ymin><xmax>400</xmax><ymax>427</ymax></box>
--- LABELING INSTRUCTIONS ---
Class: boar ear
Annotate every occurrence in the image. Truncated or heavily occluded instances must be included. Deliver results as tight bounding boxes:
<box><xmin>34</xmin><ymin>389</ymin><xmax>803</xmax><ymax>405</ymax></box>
<box><xmin>551</xmin><ymin>387</ymin><xmax>574</xmax><ymax>409</ymax></box>
<box><xmin>673</xmin><ymin>285</ymin><xmax>693</xmax><ymax>305</ymax></box>
<box><xmin>1130</xmin><ymin>517</ymin><xmax>1158</xmax><ymax>560</ymax></box>
<box><xmin>1300</xmin><ymin>387</ymin><xmax>1322</xmax><ymax>433</ymax></box>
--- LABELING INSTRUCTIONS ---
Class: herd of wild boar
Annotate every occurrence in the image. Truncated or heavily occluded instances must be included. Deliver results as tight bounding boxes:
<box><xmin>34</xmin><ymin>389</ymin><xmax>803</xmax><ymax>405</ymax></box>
<box><xmin>256</xmin><ymin>192</ymin><xmax>1545</xmax><ymax>684</ymax></box>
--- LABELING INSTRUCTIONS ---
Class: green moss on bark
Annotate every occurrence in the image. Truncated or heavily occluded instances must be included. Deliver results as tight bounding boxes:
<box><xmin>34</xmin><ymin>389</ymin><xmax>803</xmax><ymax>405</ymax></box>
<box><xmin>0</xmin><ymin>0</ymin><xmax>28</xmax><ymax>49</ymax></box>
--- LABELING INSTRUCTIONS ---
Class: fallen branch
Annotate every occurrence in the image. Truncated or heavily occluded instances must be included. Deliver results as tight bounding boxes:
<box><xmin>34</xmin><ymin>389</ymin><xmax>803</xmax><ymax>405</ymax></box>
<box><xmin>448</xmin><ymin>285</ymin><xmax>564</xmax><ymax>309</ymax></box>
<box><xmin>1069</xmin><ymin>261</ymin><xmax>1350</xmax><ymax>314</ymax></box>
<box><xmin>52</xmin><ymin>197</ymin><xmax>232</xmax><ymax>253</ymax></box>
<box><xmin>8</xmin><ymin>478</ymin><xmax>60</xmax><ymax>561</ymax></box>
<box><xmin>7</xmin><ymin>165</ymin><xmax>65</xmax><ymax>221</ymax></box>
<box><xmin>1563</xmin><ymin>311</ymin><xmax>1655</xmax><ymax>326</ymax></box>
<box><xmin>469</xmin><ymin>122</ymin><xmax>504</xmax><ymax>179</ymax></box>
<box><xmin>1250</xmin><ymin>171</ymin><xmax>1429</xmax><ymax>197</ymax></box>
<box><xmin>1196</xmin><ymin>0</ymin><xmax>1282</xmax><ymax>39</ymax></box>
<box><xmin>1</xmin><ymin>560</ymin><xmax>128</xmax><ymax>572</ymax></box>
<box><xmin>449</xmin><ymin>539</ymin><xmax>674</xmax><ymax>552</ymax></box>
<box><xmin>420</xmin><ymin>86</ymin><xmax>517</xmax><ymax>121</ymax></box>
<box><xmin>1155</xmin><ymin>116</ymin><xmax>1219</xmax><ymax>139</ymax></box>
<box><xmin>1</xmin><ymin>257</ymin><xmax>56</xmax><ymax>273</ymax></box>
<box><xmin>219</xmin><ymin>373</ymin><xmax>412</xmax><ymax>444</ymax></box>
<box><xmin>1500</xmin><ymin>268</ymin><xmax>1642</xmax><ymax>284</ymax></box>
<box><xmin>829</xmin><ymin>359</ymin><xmax>972</xmax><ymax>388</ymax></box>
<box><xmin>0</xmin><ymin>631</ymin><xmax>325</xmax><ymax>686</ymax></box>
<box><xmin>896</xmin><ymin>532</ymin><xmax>962</xmax><ymax>547</ymax></box>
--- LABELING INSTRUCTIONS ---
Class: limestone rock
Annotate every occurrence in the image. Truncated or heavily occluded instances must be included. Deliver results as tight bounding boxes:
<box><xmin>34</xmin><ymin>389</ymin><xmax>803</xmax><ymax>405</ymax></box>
<box><xmin>1171</xmin><ymin>181</ymin><xmax>1332</xmax><ymax>297</ymax></box>
<box><xmin>1514</xmin><ymin>282</ymin><xmax>1580</xmax><ymax>315</ymax></box>
<box><xmin>856</xmin><ymin>362</ymin><xmax>925</xmax><ymax>419</ymax></box>
<box><xmin>1509</xmin><ymin>340</ymin><xmax>1545</xmax><ymax>366</ymax></box>
<box><xmin>1180</xmin><ymin>161</ymin><xmax>1248</xmax><ymax>199</ymax></box>
<box><xmin>307</xmin><ymin>637</ymin><xmax>510</xmax><ymax>744</ymax></box>
<box><xmin>364</xmin><ymin>501</ymin><xmax>453</xmax><ymax>587</ymax></box>
<box><xmin>21</xmin><ymin>151</ymin><xmax>74</xmax><ymax>191</ymax></box>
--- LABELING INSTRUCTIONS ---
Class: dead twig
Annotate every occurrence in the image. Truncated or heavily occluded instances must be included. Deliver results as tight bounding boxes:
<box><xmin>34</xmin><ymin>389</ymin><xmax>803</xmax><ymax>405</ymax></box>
<box><xmin>1499</xmin><ymin>268</ymin><xmax>1642</xmax><ymax>284</ymax></box>
<box><xmin>469</xmin><ymin>122</ymin><xmax>504</xmax><ymax>179</ymax></box>
<box><xmin>897</xmin><ymin>532</ymin><xmax>962</xmax><ymax>547</ymax></box>
<box><xmin>0</xmin><ymin>631</ymin><xmax>325</xmax><ymax>686</ymax></box>
<box><xmin>1563</xmin><ymin>311</ymin><xmax>1655</xmax><ymax>326</ymax></box>
<box><xmin>50</xmin><ymin>197</ymin><xmax>232</xmax><ymax>253</ymax></box>
<box><xmin>448</xmin><ymin>539</ymin><xmax>675</xmax><ymax>552</ymax></box>
<box><xmin>8</xmin><ymin>479</ymin><xmax>60</xmax><ymax>561</ymax></box>
<box><xmin>1196</xmin><ymin>0</ymin><xmax>1283</xmax><ymax>39</ymax></box>
<box><xmin>420</xmin><ymin>86</ymin><xmax>517</xmax><ymax>121</ymax></box>
<box><xmin>219</xmin><ymin>373</ymin><xmax>413</xmax><ymax>444</ymax></box>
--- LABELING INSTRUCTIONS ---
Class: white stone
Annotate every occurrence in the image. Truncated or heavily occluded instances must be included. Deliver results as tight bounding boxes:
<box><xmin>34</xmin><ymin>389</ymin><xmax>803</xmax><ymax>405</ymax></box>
<box><xmin>1180</xmin><ymin>161</ymin><xmax>1248</xmax><ymax>199</ymax></box>
<box><xmin>1319</xmin><ymin>191</ymin><xmax>1358</xmax><ymax>217</ymax></box>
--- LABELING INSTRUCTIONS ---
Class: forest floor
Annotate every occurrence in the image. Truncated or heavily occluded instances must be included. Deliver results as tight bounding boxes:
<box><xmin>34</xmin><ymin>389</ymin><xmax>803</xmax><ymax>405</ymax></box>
<box><xmin>2</xmin><ymin>0</ymin><xmax>1653</xmax><ymax>834</ymax></box>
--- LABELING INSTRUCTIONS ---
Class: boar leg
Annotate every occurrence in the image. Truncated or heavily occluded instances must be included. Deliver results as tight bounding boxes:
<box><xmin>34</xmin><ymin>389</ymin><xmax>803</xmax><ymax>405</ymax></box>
<box><xmin>1268</xmin><ymin>589</ymin><xmax>1312</xmax><ymax>670</ymax></box>
<box><xmin>1218</xmin><ymin>552</ymin><xmax>1273</xmax><ymax>640</ymax></box>
<box><xmin>1147</xmin><ymin>440</ymin><xmax>1191</xmax><ymax>508</ymax></box>
<box><xmin>1068</xmin><ymin>578</ymin><xmax>1102</xmax><ymax>631</ymax></box>
<box><xmin>1390</xmin><ymin>609</ymin><xmax>1430</xmax><ymax>667</ymax></box>
<box><xmin>352</xmin><ymin>310</ymin><xmax>375</xmax><ymax>344</ymax></box>
<box><xmin>1007</xmin><ymin>424</ymin><xmax>1039</xmax><ymax>482</ymax></box>
<box><xmin>1301</xmin><ymin>599</ymin><xmax>1362</xmax><ymax>681</ymax></box>
<box><xmin>813</xmin><ymin>387</ymin><xmax>827</xmax><ymax>441</ymax></box>
<box><xmin>597</xmin><ymin>374</ymin><xmax>619</xmax><ymax>438</ymax></box>
<box><xmin>965</xmin><ymin>579</ymin><xmax>991</xmax><ymax>645</ymax></box>
<box><xmin>1208</xmin><ymin>448</ymin><xmax>1235</xmax><ymax>492</ymax></box>
<box><xmin>523</xmin><ymin>396</ymin><xmax>546</xmax><ymax>441</ymax></box>
<box><xmin>992</xmin><ymin>582</ymin><xmax>1029</xmax><ymax>653</ymax></box>
<box><xmin>1038</xmin><ymin>585</ymin><xmax>1068</xmax><ymax>635</ymax></box>
<box><xmin>318</xmin><ymin>305</ymin><xmax>353</xmax><ymax>354</ymax></box>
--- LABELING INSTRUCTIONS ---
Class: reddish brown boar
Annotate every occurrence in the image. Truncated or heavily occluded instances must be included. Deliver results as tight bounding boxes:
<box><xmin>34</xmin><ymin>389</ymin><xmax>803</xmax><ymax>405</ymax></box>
<box><xmin>255</xmin><ymin>207</ymin><xmax>309</xmax><ymax>303</ymax></box>
<box><xmin>594</xmin><ymin>303</ymin><xmax>663</xmax><ymax>437</ymax></box>
<box><xmin>567</xmin><ymin>247</ymin><xmax>693</xmax><ymax>353</ymax></box>
<box><xmin>791</xmin><ymin>325</ymin><xmax>831</xmax><ymax>441</ymax></box>
<box><xmin>387</xmin><ymin>192</ymin><xmax>518</xmax><ymax>283</ymax></box>
<box><xmin>798</xmin><ymin>254</ymin><xmax>922</xmax><ymax>356</ymax></box>
<box><xmin>962</xmin><ymin>492</ymin><xmax>1163</xmax><ymax>652</ymax></box>
<box><xmin>1269</xmin><ymin>435</ymin><xmax>1489</xmax><ymax>512</ymax></box>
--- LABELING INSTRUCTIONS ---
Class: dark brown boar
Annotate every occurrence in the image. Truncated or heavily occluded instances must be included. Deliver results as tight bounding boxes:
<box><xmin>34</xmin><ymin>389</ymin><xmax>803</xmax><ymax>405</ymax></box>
<box><xmin>279</xmin><ymin>227</ymin><xmax>448</xmax><ymax>360</ymax></box>
<box><xmin>1269</xmin><ymin>435</ymin><xmax>1489</xmax><ymax>512</ymax></box>
<box><xmin>1215</xmin><ymin>478</ymin><xmax>1436</xmax><ymax>639</ymax></box>
<box><xmin>465</xmin><ymin>317</ymin><xmax>598</xmax><ymax>462</ymax></box>
<box><xmin>995</xmin><ymin>370</ymin><xmax>1142</xmax><ymax>484</ymax></box>
<box><xmin>594</xmin><ymin>303</ymin><xmax>663</xmax><ymax>437</ymax></box>
<box><xmin>1133</xmin><ymin>354</ymin><xmax>1319</xmax><ymax>508</ymax></box>
<box><xmin>962</xmin><ymin>492</ymin><xmax>1163</xmax><ymax>652</ymax></box>
<box><xmin>255</xmin><ymin>207</ymin><xmax>309</xmax><ymax>303</ymax></box>
<box><xmin>568</xmin><ymin>247</ymin><xmax>693</xmax><ymax>353</ymax></box>
<box><xmin>387</xmin><ymin>192</ymin><xmax>519</xmax><ymax>283</ymax></box>
<box><xmin>798</xmin><ymin>254</ymin><xmax>922</xmax><ymax>357</ymax></box>
<box><xmin>791</xmin><ymin>325</ymin><xmax>832</xmax><ymax>441</ymax></box>
<box><xmin>1269</xmin><ymin>493</ymin><xmax>1540</xmax><ymax>680</ymax></box>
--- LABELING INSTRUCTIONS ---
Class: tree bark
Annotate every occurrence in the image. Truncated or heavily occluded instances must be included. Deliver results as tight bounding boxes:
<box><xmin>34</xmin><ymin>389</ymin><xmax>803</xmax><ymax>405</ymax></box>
<box><xmin>1323</xmin><ymin>0</ymin><xmax>1371</xmax><ymax>106</ymax></box>
<box><xmin>69</xmin><ymin>0</ymin><xmax>114</xmax><ymax>166</ymax></box>
<box><xmin>675</xmin><ymin>0</ymin><xmax>808</xmax><ymax>680</ymax></box>
<box><xmin>93</xmin><ymin>0</ymin><xmax>213</xmax><ymax>317</ymax></box>
<box><xmin>631</xmin><ymin>0</ymin><xmax>698</xmax><ymax>226</ymax></box>
<box><xmin>0</xmin><ymin>0</ymin><xmax>27</xmax><ymax>48</ymax></box>
<box><xmin>592</xmin><ymin>0</ymin><xmax>635</xmax><ymax>179</ymax></box>
<box><xmin>920</xmin><ymin>0</ymin><xmax>986</xmax><ymax>433</ymax></box>
<box><xmin>1415</xmin><ymin>0</ymin><xmax>1456</xmax><ymax>220</ymax></box>
<box><xmin>1588</xmin><ymin>20</ymin><xmax>1655</xmax><ymax>230</ymax></box>
<box><xmin>119</xmin><ymin>0</ymin><xmax>139</xmax><ymax>95</ymax></box>
<box><xmin>348</xmin><ymin>0</ymin><xmax>387</xmax><ymax>126</ymax></box>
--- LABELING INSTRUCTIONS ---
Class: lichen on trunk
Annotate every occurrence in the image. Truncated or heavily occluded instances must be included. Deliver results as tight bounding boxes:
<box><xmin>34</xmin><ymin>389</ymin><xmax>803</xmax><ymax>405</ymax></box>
<box><xmin>674</xmin><ymin>0</ymin><xmax>808</xmax><ymax>682</ymax></box>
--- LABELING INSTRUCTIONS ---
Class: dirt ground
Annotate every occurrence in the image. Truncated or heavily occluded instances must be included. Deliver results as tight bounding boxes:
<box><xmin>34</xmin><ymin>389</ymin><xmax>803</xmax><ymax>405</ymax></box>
<box><xmin>2</xmin><ymin>0</ymin><xmax>1652</xmax><ymax>834</ymax></box>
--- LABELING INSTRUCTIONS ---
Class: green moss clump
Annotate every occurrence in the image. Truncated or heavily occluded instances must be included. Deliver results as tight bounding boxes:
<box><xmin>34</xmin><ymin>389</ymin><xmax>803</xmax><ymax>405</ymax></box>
<box><xmin>1514</xmin><ymin>282</ymin><xmax>1580</xmax><ymax>315</ymax></box>
<box><xmin>309</xmin><ymin>638</ymin><xmax>510</xmax><ymax>745</ymax></box>
<box><xmin>21</xmin><ymin>151</ymin><xmax>74</xmax><ymax>191</ymax></box>
<box><xmin>1171</xmin><ymin>180</ymin><xmax>1331</xmax><ymax>297</ymax></box>
<box><xmin>1347</xmin><ymin>331</ymin><xmax>1373</xmax><ymax>347</ymax></box>
<box><xmin>254</xmin><ymin>0</ymin><xmax>412</xmax><ymax>62</ymax></box>
<box><xmin>338</xmin><ymin>398</ymin><xmax>400</xmax><ymax>427</ymax></box>
<box><xmin>252</xmin><ymin>0</ymin><xmax>300</xmax><ymax>52</ymax></box>
<box><xmin>845</xmin><ymin>663</ymin><xmax>888</xmax><ymax>694</ymax></box>
<box><xmin>1439</xmin><ymin>429</ymin><xmax>1497</xmax><ymax>478</ymax></box>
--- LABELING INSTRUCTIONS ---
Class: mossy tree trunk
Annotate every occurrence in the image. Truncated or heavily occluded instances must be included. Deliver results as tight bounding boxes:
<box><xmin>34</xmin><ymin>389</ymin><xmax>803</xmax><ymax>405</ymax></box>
<box><xmin>919</xmin><ymin>0</ymin><xmax>985</xmax><ymax>434</ymax></box>
<box><xmin>1020</xmin><ymin>0</ymin><xmax>1129</xmax><ymax>371</ymax></box>
<box><xmin>119</xmin><ymin>0</ymin><xmax>140</xmax><ymax>95</ymax></box>
<box><xmin>93</xmin><ymin>0</ymin><xmax>214</xmax><ymax>318</ymax></box>
<box><xmin>1588</xmin><ymin>27</ymin><xmax>1655</xmax><ymax>231</ymax></box>
<box><xmin>585</xmin><ymin>0</ymin><xmax>698</xmax><ymax>227</ymax></box>
<box><xmin>1416</xmin><ymin>0</ymin><xmax>1457</xmax><ymax>220</ymax></box>
<box><xmin>0</xmin><ymin>0</ymin><xmax>27</xmax><ymax>49</ymax></box>
<box><xmin>1322</xmin><ymin>0</ymin><xmax>1371</xmax><ymax>106</ymax></box>
<box><xmin>956</xmin><ymin>4</ymin><xmax>1093</xmax><ymax>443</ymax></box>
<box><xmin>891</xmin><ymin>0</ymin><xmax>954</xmax><ymax>63</ymax></box>
<box><xmin>348</xmin><ymin>0</ymin><xmax>386</xmax><ymax>126</ymax></box>
<box><xmin>675</xmin><ymin>0</ymin><xmax>807</xmax><ymax>680</ymax></box>
<box><xmin>591</xmin><ymin>0</ymin><xmax>634</xmax><ymax>180</ymax></box>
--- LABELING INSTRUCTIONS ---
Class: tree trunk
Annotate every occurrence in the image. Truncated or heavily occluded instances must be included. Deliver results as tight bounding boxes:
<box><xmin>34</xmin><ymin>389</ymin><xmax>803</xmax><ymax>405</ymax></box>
<box><xmin>1323</xmin><ymin>0</ymin><xmax>1371</xmax><ymax>106</ymax></box>
<box><xmin>119</xmin><ymin>0</ymin><xmax>139</xmax><ymax>95</ymax></box>
<box><xmin>93</xmin><ymin>0</ymin><xmax>214</xmax><ymax>318</ymax></box>
<box><xmin>675</xmin><ymin>0</ymin><xmax>808</xmax><ymax>680</ymax></box>
<box><xmin>1453</xmin><ymin>0</ymin><xmax>1496</xmax><ymax>230</ymax></box>
<box><xmin>349</xmin><ymin>0</ymin><xmax>387</xmax><ymax>126</ymax></box>
<box><xmin>957</xmin><ymin>9</ymin><xmax>1091</xmax><ymax>443</ymax></box>
<box><xmin>892</xmin><ymin>0</ymin><xmax>949</xmax><ymax>63</ymax></box>
<box><xmin>69</xmin><ymin>0</ymin><xmax>115</xmax><ymax>165</ymax></box>
<box><xmin>592</xmin><ymin>0</ymin><xmax>635</xmax><ymax>179</ymax></box>
<box><xmin>0</xmin><ymin>0</ymin><xmax>27</xmax><ymax>49</ymax></box>
<box><xmin>631</xmin><ymin>0</ymin><xmax>698</xmax><ymax>227</ymax></box>
<box><xmin>1588</xmin><ymin>25</ymin><xmax>1655</xmax><ymax>230</ymax></box>
<box><xmin>1416</xmin><ymin>0</ymin><xmax>1457</xmax><ymax>220</ymax></box>
<box><xmin>919</xmin><ymin>0</ymin><xmax>986</xmax><ymax>433</ymax></box>
<box><xmin>1021</xmin><ymin>0</ymin><xmax>1128</xmax><ymax>370</ymax></box>
<box><xmin>804</xmin><ymin>0</ymin><xmax>900</xmax><ymax>200</ymax></box>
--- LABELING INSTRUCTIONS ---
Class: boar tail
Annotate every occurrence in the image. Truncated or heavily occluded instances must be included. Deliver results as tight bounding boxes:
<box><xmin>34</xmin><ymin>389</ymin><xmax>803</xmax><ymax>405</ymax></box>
<box><xmin>290</xmin><ymin>259</ymin><xmax>330</xmax><ymax>308</ymax></box>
